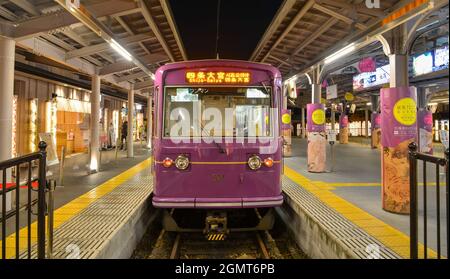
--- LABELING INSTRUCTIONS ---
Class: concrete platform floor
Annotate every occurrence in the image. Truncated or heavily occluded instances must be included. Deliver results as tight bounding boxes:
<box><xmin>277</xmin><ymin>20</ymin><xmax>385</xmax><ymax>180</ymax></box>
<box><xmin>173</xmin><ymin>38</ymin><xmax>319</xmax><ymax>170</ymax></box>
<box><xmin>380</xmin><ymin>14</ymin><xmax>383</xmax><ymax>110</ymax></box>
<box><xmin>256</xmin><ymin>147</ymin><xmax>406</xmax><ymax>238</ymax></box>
<box><xmin>2</xmin><ymin>142</ymin><xmax>151</xmax><ymax>238</ymax></box>
<box><xmin>285</xmin><ymin>137</ymin><xmax>448</xmax><ymax>257</ymax></box>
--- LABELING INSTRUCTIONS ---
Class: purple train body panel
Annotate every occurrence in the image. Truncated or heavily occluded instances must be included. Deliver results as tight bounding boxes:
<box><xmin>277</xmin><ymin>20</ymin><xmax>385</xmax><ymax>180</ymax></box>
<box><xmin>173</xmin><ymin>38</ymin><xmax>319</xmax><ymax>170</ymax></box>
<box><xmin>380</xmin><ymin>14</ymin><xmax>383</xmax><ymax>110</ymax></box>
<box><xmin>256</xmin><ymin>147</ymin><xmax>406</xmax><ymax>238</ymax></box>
<box><xmin>151</xmin><ymin>60</ymin><xmax>283</xmax><ymax>208</ymax></box>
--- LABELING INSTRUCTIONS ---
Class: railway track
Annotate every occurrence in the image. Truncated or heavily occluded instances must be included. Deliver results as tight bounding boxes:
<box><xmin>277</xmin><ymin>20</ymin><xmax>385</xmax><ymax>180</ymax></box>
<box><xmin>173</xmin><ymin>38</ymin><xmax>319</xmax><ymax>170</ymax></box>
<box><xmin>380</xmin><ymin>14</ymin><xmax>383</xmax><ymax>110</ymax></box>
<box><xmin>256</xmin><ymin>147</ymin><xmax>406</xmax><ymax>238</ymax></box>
<box><xmin>132</xmin><ymin>208</ymin><xmax>307</xmax><ymax>259</ymax></box>
<box><xmin>168</xmin><ymin>231</ymin><xmax>272</xmax><ymax>259</ymax></box>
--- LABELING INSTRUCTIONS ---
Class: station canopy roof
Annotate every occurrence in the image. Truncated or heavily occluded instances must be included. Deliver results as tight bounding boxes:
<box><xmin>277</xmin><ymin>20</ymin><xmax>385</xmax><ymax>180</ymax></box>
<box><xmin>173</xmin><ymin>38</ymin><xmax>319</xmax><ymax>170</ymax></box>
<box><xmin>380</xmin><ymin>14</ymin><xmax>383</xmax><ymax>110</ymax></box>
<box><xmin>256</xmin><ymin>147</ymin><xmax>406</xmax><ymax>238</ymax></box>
<box><xmin>0</xmin><ymin>0</ymin><xmax>187</xmax><ymax>95</ymax></box>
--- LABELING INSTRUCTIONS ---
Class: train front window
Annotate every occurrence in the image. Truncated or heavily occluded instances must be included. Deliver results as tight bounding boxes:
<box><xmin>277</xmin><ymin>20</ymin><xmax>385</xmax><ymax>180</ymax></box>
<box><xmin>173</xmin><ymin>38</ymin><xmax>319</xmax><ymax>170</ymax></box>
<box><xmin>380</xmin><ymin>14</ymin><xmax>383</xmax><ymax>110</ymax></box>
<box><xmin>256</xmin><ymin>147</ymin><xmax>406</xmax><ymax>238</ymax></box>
<box><xmin>163</xmin><ymin>87</ymin><xmax>273</xmax><ymax>138</ymax></box>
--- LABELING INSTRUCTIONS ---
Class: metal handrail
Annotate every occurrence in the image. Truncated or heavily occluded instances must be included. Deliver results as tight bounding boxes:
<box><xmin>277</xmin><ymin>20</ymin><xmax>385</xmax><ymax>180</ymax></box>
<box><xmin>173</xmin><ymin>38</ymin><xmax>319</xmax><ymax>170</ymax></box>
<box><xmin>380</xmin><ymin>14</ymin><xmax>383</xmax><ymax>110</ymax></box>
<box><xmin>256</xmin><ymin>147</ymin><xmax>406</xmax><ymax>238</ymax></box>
<box><xmin>409</xmin><ymin>142</ymin><xmax>449</xmax><ymax>259</ymax></box>
<box><xmin>0</xmin><ymin>141</ymin><xmax>48</xmax><ymax>259</ymax></box>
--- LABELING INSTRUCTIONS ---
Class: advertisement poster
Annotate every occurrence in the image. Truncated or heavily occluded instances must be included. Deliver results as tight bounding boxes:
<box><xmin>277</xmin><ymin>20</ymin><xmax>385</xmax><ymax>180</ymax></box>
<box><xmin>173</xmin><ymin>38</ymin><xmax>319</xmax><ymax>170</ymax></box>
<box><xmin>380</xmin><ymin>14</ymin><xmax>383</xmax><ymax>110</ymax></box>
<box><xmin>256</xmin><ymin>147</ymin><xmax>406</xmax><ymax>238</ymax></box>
<box><xmin>380</xmin><ymin>87</ymin><xmax>417</xmax><ymax>214</ymax></box>
<box><xmin>418</xmin><ymin>110</ymin><xmax>433</xmax><ymax>154</ymax></box>
<box><xmin>339</xmin><ymin>115</ymin><xmax>349</xmax><ymax>144</ymax></box>
<box><xmin>39</xmin><ymin>132</ymin><xmax>59</xmax><ymax>166</ymax></box>
<box><xmin>326</xmin><ymin>84</ymin><xmax>337</xmax><ymax>100</ymax></box>
<box><xmin>281</xmin><ymin>109</ymin><xmax>292</xmax><ymax>157</ymax></box>
<box><xmin>306</xmin><ymin>104</ymin><xmax>326</xmax><ymax>172</ymax></box>
<box><xmin>307</xmin><ymin>104</ymin><xmax>325</xmax><ymax>132</ymax></box>
<box><xmin>371</xmin><ymin>112</ymin><xmax>381</xmax><ymax>149</ymax></box>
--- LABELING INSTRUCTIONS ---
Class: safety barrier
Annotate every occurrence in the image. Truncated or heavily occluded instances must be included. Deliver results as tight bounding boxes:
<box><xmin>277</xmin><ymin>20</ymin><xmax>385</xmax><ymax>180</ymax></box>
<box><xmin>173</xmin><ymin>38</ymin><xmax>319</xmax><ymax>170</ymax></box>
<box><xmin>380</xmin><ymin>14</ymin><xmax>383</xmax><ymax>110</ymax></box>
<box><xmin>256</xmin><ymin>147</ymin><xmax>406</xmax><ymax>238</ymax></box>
<box><xmin>409</xmin><ymin>142</ymin><xmax>449</xmax><ymax>259</ymax></box>
<box><xmin>0</xmin><ymin>141</ymin><xmax>53</xmax><ymax>259</ymax></box>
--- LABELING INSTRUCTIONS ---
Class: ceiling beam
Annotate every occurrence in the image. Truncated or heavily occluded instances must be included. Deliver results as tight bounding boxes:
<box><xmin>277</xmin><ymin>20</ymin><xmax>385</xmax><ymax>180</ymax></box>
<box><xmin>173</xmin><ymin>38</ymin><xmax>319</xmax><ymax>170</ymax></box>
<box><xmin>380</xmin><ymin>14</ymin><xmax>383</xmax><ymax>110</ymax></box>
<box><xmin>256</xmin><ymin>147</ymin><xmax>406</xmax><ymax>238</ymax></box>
<box><xmin>134</xmin><ymin>80</ymin><xmax>153</xmax><ymax>90</ymax></box>
<box><xmin>13</xmin><ymin>0</ymin><xmax>138</xmax><ymax>40</ymax></box>
<box><xmin>39</xmin><ymin>33</ymin><xmax>103</xmax><ymax>66</ymax></box>
<box><xmin>100</xmin><ymin>53</ymin><xmax>167</xmax><ymax>75</ymax></box>
<box><xmin>114</xmin><ymin>15</ymin><xmax>151</xmax><ymax>56</ymax></box>
<box><xmin>0</xmin><ymin>6</ymin><xmax>18</xmax><ymax>21</ymax></box>
<box><xmin>65</xmin><ymin>32</ymin><xmax>153</xmax><ymax>60</ymax></box>
<box><xmin>10</xmin><ymin>0</ymin><xmax>40</xmax><ymax>16</ymax></box>
<box><xmin>159</xmin><ymin>0</ymin><xmax>187</xmax><ymax>60</ymax></box>
<box><xmin>260</xmin><ymin>0</ymin><xmax>315</xmax><ymax>63</ymax></box>
<box><xmin>63</xmin><ymin>28</ymin><xmax>115</xmax><ymax>64</ymax></box>
<box><xmin>250</xmin><ymin>0</ymin><xmax>296</xmax><ymax>61</ymax></box>
<box><xmin>138</xmin><ymin>0</ymin><xmax>175</xmax><ymax>62</ymax></box>
<box><xmin>312</xmin><ymin>3</ymin><xmax>367</xmax><ymax>30</ymax></box>
<box><xmin>116</xmin><ymin>71</ymin><xmax>148</xmax><ymax>82</ymax></box>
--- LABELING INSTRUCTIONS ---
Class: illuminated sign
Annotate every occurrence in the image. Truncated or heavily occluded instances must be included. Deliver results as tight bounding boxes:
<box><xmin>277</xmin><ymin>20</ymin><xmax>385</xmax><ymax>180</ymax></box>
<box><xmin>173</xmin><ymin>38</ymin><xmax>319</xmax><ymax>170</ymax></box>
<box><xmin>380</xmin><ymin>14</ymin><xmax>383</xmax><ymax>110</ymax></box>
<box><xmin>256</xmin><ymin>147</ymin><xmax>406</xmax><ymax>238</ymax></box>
<box><xmin>185</xmin><ymin>71</ymin><xmax>251</xmax><ymax>84</ymax></box>
<box><xmin>353</xmin><ymin>64</ymin><xmax>390</xmax><ymax>91</ymax></box>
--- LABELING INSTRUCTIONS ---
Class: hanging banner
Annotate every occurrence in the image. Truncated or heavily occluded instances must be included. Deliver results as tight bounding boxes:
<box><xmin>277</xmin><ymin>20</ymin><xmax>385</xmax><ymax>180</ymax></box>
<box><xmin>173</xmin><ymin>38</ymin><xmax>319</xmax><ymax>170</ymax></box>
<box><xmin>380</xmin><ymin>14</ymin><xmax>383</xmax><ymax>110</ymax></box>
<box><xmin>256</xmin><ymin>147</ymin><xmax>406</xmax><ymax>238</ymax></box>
<box><xmin>358</xmin><ymin>57</ymin><xmax>376</xmax><ymax>73</ymax></box>
<box><xmin>339</xmin><ymin>114</ymin><xmax>349</xmax><ymax>144</ymax></box>
<box><xmin>307</xmin><ymin>104</ymin><xmax>325</xmax><ymax>132</ymax></box>
<box><xmin>418</xmin><ymin>110</ymin><xmax>433</xmax><ymax>154</ymax></box>
<box><xmin>326</xmin><ymin>84</ymin><xmax>337</xmax><ymax>100</ymax></box>
<box><xmin>380</xmin><ymin>86</ymin><xmax>417</xmax><ymax>214</ymax></box>
<box><xmin>344</xmin><ymin>92</ymin><xmax>354</xmax><ymax>101</ymax></box>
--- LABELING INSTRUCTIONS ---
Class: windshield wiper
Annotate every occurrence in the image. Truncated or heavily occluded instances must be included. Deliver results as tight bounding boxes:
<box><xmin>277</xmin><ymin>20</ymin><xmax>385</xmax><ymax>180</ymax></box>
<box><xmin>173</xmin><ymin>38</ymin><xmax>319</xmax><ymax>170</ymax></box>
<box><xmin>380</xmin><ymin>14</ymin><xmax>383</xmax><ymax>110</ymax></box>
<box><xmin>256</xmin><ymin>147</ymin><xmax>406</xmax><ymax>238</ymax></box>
<box><xmin>199</xmin><ymin>123</ymin><xmax>226</xmax><ymax>154</ymax></box>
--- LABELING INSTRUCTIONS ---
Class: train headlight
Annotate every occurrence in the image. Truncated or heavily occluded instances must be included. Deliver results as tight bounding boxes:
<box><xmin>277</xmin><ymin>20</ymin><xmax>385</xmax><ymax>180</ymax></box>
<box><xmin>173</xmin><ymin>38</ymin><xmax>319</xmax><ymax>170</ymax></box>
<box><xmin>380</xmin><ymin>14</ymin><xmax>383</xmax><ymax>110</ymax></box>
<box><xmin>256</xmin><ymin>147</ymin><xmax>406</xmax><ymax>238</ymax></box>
<box><xmin>264</xmin><ymin>157</ymin><xmax>274</xmax><ymax>168</ymax></box>
<box><xmin>162</xmin><ymin>157</ymin><xmax>173</xmax><ymax>168</ymax></box>
<box><xmin>248</xmin><ymin>155</ymin><xmax>262</xmax><ymax>170</ymax></box>
<box><xmin>175</xmin><ymin>155</ymin><xmax>190</xmax><ymax>170</ymax></box>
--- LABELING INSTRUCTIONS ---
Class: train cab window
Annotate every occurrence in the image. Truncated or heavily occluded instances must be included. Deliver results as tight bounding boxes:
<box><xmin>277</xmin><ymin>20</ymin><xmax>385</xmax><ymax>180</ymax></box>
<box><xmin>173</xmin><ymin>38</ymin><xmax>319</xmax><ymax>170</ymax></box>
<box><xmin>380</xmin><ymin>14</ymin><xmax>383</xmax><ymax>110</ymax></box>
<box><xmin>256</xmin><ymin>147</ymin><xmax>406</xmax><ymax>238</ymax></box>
<box><xmin>163</xmin><ymin>87</ymin><xmax>273</xmax><ymax>138</ymax></box>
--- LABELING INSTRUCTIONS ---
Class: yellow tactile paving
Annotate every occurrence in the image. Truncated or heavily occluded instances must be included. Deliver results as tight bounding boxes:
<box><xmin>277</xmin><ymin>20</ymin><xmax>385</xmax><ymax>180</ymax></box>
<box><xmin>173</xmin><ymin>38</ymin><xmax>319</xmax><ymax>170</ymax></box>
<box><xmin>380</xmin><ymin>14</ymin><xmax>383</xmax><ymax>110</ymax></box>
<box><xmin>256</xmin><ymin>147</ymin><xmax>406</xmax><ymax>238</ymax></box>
<box><xmin>328</xmin><ymin>182</ymin><xmax>439</xmax><ymax>187</ymax></box>
<box><xmin>0</xmin><ymin>158</ymin><xmax>151</xmax><ymax>259</ymax></box>
<box><xmin>284</xmin><ymin>165</ymin><xmax>439</xmax><ymax>259</ymax></box>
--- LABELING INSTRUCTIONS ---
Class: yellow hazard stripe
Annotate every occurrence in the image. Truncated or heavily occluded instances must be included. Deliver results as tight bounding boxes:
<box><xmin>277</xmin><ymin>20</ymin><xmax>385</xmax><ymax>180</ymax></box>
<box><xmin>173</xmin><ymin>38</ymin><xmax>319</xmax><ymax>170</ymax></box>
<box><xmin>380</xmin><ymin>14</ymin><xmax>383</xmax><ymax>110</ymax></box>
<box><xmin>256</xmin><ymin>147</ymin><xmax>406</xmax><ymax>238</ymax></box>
<box><xmin>284</xmin><ymin>165</ymin><xmax>440</xmax><ymax>259</ymax></box>
<box><xmin>0</xmin><ymin>158</ymin><xmax>151</xmax><ymax>259</ymax></box>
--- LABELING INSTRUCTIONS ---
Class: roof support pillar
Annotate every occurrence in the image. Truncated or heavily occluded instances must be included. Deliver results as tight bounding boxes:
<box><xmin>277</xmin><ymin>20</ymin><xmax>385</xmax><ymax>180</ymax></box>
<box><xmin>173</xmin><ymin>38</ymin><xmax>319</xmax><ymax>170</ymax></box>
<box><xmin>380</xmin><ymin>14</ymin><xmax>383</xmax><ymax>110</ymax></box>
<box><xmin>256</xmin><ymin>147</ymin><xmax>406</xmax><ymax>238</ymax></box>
<box><xmin>0</xmin><ymin>36</ymin><xmax>14</xmax><ymax>162</ymax></box>
<box><xmin>127</xmin><ymin>85</ymin><xmax>135</xmax><ymax>158</ymax></box>
<box><xmin>89</xmin><ymin>74</ymin><xmax>101</xmax><ymax>173</ymax></box>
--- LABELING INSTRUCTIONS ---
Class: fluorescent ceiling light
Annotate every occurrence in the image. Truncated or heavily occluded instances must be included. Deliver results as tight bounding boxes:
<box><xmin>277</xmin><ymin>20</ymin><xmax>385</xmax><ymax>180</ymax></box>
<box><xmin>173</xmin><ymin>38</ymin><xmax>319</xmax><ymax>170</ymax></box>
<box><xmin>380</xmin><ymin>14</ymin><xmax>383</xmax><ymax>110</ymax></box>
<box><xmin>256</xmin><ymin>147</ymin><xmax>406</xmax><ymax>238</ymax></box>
<box><xmin>324</xmin><ymin>43</ymin><xmax>356</xmax><ymax>65</ymax></box>
<box><xmin>428</xmin><ymin>102</ymin><xmax>438</xmax><ymax>106</ymax></box>
<box><xmin>366</xmin><ymin>102</ymin><xmax>372</xmax><ymax>106</ymax></box>
<box><xmin>109</xmin><ymin>39</ymin><xmax>132</xmax><ymax>61</ymax></box>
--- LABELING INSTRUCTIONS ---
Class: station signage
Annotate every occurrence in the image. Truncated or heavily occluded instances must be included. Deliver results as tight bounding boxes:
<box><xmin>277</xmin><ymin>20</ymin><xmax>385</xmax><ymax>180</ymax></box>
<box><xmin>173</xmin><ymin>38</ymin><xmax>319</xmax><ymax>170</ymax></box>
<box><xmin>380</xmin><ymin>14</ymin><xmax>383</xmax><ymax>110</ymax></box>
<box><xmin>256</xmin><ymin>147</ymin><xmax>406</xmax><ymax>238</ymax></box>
<box><xmin>185</xmin><ymin>71</ymin><xmax>251</xmax><ymax>84</ymax></box>
<box><xmin>326</xmin><ymin>84</ymin><xmax>337</xmax><ymax>100</ymax></box>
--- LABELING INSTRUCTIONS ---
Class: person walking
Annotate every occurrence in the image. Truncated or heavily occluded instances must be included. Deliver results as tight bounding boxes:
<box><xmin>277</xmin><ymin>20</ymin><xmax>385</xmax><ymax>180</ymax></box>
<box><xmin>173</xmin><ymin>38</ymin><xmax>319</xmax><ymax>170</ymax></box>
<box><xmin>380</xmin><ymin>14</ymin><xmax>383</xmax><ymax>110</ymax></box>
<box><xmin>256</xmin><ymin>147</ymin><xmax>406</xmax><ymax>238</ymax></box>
<box><xmin>120</xmin><ymin>121</ymin><xmax>128</xmax><ymax>150</ymax></box>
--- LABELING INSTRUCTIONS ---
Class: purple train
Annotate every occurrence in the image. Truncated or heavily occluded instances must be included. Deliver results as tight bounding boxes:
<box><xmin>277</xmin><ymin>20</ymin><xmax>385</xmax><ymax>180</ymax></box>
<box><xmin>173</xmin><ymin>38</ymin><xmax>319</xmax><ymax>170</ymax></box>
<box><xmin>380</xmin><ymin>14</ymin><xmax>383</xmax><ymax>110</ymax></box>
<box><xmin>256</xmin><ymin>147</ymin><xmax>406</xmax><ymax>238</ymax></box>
<box><xmin>151</xmin><ymin>60</ymin><xmax>283</xmax><ymax>233</ymax></box>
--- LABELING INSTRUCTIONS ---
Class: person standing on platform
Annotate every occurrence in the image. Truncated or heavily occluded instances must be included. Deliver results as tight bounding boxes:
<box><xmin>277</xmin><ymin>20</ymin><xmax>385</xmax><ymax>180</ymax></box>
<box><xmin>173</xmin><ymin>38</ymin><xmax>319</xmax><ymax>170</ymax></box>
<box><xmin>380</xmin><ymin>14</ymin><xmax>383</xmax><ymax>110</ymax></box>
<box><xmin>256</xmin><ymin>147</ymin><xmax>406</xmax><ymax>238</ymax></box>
<box><xmin>120</xmin><ymin>121</ymin><xmax>128</xmax><ymax>150</ymax></box>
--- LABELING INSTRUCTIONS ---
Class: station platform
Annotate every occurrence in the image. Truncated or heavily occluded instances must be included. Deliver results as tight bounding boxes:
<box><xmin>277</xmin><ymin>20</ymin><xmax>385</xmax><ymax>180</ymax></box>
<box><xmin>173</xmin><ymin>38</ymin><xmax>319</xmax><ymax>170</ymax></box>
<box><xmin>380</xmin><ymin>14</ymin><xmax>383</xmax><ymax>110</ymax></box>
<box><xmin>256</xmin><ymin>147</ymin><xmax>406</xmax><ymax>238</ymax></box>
<box><xmin>1</xmin><ymin>139</ymin><xmax>446</xmax><ymax>259</ymax></box>
<box><xmin>282</xmin><ymin>137</ymin><xmax>446</xmax><ymax>259</ymax></box>
<box><xmin>1</xmin><ymin>144</ymin><xmax>153</xmax><ymax>259</ymax></box>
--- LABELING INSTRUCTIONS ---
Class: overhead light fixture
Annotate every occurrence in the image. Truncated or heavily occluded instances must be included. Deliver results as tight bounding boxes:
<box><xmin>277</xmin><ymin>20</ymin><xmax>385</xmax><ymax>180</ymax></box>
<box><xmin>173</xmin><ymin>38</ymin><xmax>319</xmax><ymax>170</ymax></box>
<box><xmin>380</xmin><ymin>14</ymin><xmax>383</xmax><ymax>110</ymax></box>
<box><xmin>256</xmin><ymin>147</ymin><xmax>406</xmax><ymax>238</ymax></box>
<box><xmin>428</xmin><ymin>102</ymin><xmax>438</xmax><ymax>106</ymax></box>
<box><xmin>366</xmin><ymin>102</ymin><xmax>372</xmax><ymax>106</ymax></box>
<box><xmin>324</xmin><ymin>43</ymin><xmax>356</xmax><ymax>65</ymax></box>
<box><xmin>109</xmin><ymin>39</ymin><xmax>132</xmax><ymax>61</ymax></box>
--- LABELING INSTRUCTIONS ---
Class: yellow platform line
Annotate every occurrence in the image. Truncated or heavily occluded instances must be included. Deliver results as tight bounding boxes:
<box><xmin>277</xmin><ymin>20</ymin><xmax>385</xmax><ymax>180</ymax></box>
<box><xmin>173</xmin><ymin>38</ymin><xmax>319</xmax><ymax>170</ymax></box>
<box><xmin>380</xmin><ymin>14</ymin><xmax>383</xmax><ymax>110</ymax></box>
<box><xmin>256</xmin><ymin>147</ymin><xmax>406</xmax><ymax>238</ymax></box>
<box><xmin>284</xmin><ymin>166</ymin><xmax>439</xmax><ymax>259</ymax></box>
<box><xmin>0</xmin><ymin>158</ymin><xmax>151</xmax><ymax>259</ymax></box>
<box><xmin>328</xmin><ymin>182</ymin><xmax>439</xmax><ymax>187</ymax></box>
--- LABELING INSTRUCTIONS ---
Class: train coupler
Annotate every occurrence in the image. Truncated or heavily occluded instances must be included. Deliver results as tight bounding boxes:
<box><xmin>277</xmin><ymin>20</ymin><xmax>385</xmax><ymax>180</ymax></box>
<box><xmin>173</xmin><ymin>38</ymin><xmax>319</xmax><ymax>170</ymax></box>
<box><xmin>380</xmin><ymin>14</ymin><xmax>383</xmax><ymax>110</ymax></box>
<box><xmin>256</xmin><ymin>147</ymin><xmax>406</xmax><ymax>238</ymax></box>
<box><xmin>204</xmin><ymin>211</ymin><xmax>229</xmax><ymax>241</ymax></box>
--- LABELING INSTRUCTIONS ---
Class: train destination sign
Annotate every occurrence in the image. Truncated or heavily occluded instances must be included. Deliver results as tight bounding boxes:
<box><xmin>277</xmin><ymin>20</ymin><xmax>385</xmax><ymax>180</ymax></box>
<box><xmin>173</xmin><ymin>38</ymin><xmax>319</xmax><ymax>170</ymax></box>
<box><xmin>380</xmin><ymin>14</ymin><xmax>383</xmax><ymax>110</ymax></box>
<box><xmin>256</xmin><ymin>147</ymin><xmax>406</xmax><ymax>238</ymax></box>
<box><xmin>185</xmin><ymin>71</ymin><xmax>251</xmax><ymax>84</ymax></box>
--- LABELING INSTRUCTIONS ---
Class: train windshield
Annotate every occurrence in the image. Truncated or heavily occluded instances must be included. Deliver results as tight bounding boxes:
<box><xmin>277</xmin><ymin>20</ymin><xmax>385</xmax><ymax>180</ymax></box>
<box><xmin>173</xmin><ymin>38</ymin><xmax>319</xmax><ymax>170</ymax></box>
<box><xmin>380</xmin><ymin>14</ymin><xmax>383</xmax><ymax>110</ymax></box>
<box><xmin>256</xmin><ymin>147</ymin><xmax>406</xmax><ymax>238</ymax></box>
<box><xmin>163</xmin><ymin>86</ymin><xmax>273</xmax><ymax>138</ymax></box>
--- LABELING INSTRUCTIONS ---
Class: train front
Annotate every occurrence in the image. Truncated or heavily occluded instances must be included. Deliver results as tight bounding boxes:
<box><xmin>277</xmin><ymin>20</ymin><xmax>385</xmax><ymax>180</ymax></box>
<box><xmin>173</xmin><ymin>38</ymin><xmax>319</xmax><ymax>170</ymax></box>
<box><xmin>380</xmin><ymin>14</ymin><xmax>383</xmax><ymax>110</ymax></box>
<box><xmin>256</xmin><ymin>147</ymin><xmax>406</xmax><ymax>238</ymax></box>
<box><xmin>152</xmin><ymin>60</ymin><xmax>283</xmax><ymax>210</ymax></box>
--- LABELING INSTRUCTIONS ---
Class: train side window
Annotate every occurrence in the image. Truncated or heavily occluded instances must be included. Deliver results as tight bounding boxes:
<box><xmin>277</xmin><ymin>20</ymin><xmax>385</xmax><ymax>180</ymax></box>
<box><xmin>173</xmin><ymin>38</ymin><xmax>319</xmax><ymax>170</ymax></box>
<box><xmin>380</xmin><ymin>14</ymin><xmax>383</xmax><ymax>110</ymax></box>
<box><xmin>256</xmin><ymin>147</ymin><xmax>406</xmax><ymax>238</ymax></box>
<box><xmin>153</xmin><ymin>86</ymin><xmax>158</xmax><ymax>138</ymax></box>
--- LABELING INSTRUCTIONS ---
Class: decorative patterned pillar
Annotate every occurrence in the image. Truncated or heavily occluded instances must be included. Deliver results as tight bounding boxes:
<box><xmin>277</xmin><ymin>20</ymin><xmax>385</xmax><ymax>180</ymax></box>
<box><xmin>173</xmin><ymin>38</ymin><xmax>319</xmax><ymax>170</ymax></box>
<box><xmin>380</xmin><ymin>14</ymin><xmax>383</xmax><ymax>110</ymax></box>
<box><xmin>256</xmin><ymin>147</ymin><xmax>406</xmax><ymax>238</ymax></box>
<box><xmin>381</xmin><ymin>87</ymin><xmax>417</xmax><ymax>214</ymax></box>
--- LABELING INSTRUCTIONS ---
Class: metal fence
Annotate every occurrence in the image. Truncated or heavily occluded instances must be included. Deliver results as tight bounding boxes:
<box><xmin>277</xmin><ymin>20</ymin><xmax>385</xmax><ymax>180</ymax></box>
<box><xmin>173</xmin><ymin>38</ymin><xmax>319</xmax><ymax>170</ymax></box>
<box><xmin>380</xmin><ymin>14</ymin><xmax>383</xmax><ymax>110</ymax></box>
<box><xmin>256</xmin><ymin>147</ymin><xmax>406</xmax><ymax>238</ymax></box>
<box><xmin>409</xmin><ymin>142</ymin><xmax>449</xmax><ymax>259</ymax></box>
<box><xmin>0</xmin><ymin>141</ymin><xmax>48</xmax><ymax>259</ymax></box>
